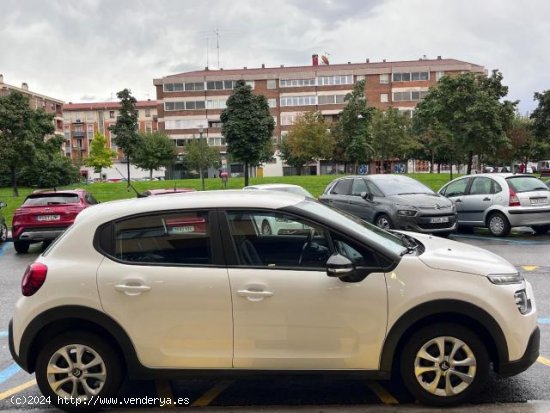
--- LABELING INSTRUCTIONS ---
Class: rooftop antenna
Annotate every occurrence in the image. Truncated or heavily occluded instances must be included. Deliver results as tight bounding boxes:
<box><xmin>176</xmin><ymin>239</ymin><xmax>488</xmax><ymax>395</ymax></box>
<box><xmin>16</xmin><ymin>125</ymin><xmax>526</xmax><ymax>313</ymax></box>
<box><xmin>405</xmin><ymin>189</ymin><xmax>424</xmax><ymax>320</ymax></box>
<box><xmin>198</xmin><ymin>28</ymin><xmax>239</xmax><ymax>69</ymax></box>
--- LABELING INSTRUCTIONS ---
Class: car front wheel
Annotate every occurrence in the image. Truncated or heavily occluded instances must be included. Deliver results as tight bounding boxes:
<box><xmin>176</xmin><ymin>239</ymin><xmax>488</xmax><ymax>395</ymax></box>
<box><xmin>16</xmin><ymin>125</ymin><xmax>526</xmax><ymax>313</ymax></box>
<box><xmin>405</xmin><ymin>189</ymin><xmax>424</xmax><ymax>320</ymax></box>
<box><xmin>400</xmin><ymin>323</ymin><xmax>489</xmax><ymax>406</ymax></box>
<box><xmin>375</xmin><ymin>214</ymin><xmax>393</xmax><ymax>230</ymax></box>
<box><xmin>35</xmin><ymin>331</ymin><xmax>123</xmax><ymax>412</ymax></box>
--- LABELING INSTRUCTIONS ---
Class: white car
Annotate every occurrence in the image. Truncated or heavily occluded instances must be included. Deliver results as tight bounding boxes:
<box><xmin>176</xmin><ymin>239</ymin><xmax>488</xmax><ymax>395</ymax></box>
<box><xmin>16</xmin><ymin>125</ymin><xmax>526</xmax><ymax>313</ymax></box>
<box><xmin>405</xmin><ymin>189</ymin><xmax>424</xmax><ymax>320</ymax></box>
<box><xmin>9</xmin><ymin>191</ymin><xmax>539</xmax><ymax>410</ymax></box>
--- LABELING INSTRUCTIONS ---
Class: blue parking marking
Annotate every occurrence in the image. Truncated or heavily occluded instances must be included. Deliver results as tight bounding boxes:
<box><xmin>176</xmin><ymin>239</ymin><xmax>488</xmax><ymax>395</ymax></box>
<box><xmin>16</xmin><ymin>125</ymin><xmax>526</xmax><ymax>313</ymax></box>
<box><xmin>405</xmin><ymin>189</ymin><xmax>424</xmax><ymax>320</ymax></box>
<box><xmin>0</xmin><ymin>363</ymin><xmax>21</xmax><ymax>384</ymax></box>
<box><xmin>0</xmin><ymin>331</ymin><xmax>7</xmax><ymax>338</ymax></box>
<box><xmin>539</xmin><ymin>318</ymin><xmax>550</xmax><ymax>325</ymax></box>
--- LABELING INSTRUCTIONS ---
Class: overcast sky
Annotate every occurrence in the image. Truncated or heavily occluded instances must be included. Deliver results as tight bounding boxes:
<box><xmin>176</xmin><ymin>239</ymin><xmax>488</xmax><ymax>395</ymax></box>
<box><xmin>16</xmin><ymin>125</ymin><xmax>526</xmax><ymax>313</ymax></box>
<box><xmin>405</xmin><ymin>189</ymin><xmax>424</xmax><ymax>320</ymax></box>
<box><xmin>1</xmin><ymin>0</ymin><xmax>548</xmax><ymax>114</ymax></box>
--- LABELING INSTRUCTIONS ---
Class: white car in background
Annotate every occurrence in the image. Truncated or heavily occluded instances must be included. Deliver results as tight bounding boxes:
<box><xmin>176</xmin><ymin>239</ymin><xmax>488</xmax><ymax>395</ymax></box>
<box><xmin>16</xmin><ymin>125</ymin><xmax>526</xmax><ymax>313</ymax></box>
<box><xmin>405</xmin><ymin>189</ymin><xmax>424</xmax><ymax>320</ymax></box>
<box><xmin>243</xmin><ymin>184</ymin><xmax>314</xmax><ymax>235</ymax></box>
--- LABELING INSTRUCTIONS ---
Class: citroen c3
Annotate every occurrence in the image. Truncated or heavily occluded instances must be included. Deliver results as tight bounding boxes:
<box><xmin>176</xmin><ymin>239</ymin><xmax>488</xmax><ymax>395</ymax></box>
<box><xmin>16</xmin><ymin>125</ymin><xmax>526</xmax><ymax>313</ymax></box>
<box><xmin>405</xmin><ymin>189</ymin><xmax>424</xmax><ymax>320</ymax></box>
<box><xmin>9</xmin><ymin>191</ymin><xmax>539</xmax><ymax>410</ymax></box>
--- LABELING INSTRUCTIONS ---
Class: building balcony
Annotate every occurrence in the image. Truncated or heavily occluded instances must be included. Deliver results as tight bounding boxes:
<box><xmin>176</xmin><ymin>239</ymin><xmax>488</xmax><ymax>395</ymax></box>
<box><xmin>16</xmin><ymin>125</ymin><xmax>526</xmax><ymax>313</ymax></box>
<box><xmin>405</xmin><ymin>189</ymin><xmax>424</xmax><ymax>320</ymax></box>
<box><xmin>72</xmin><ymin>131</ymin><xmax>85</xmax><ymax>138</ymax></box>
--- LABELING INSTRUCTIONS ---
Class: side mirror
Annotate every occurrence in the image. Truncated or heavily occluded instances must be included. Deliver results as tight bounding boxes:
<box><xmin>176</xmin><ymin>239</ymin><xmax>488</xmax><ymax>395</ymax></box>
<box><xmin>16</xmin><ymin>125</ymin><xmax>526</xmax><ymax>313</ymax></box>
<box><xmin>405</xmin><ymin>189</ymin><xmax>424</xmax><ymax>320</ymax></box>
<box><xmin>326</xmin><ymin>253</ymin><xmax>355</xmax><ymax>278</ymax></box>
<box><xmin>360</xmin><ymin>191</ymin><xmax>372</xmax><ymax>201</ymax></box>
<box><xmin>0</xmin><ymin>201</ymin><xmax>6</xmax><ymax>208</ymax></box>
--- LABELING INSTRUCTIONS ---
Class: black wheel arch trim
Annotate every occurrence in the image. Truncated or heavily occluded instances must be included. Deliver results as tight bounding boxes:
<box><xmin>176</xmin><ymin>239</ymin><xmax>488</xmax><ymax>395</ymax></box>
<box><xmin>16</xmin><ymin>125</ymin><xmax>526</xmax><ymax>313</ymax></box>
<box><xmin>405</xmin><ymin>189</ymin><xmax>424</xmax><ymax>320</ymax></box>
<box><xmin>380</xmin><ymin>299</ymin><xmax>510</xmax><ymax>375</ymax></box>
<box><xmin>14</xmin><ymin>305</ymin><xmax>141</xmax><ymax>375</ymax></box>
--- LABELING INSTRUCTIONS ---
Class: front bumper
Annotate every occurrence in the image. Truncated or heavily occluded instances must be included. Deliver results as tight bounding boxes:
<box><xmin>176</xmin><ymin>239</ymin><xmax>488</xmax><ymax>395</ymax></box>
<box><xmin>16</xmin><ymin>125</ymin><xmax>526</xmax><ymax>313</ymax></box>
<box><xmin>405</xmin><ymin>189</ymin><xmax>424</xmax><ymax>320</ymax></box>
<box><xmin>498</xmin><ymin>326</ymin><xmax>540</xmax><ymax>377</ymax></box>
<box><xmin>394</xmin><ymin>213</ymin><xmax>458</xmax><ymax>233</ymax></box>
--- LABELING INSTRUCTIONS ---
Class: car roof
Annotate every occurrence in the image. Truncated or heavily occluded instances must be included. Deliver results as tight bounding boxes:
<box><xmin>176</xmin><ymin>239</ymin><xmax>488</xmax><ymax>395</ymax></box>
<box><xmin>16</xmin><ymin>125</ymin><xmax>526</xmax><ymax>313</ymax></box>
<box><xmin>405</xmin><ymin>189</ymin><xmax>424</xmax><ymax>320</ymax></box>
<box><xmin>74</xmin><ymin>190</ymin><xmax>306</xmax><ymax>226</ymax></box>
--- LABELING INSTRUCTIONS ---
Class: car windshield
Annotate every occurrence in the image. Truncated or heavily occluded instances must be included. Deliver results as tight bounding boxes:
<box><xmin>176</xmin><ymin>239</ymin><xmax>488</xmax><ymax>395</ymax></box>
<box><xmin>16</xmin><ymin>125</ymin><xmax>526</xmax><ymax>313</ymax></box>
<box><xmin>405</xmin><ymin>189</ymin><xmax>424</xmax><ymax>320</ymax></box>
<box><xmin>373</xmin><ymin>176</ymin><xmax>435</xmax><ymax>196</ymax></box>
<box><xmin>23</xmin><ymin>193</ymin><xmax>80</xmax><ymax>206</ymax></box>
<box><xmin>295</xmin><ymin>200</ymin><xmax>407</xmax><ymax>255</ymax></box>
<box><xmin>507</xmin><ymin>176</ymin><xmax>549</xmax><ymax>193</ymax></box>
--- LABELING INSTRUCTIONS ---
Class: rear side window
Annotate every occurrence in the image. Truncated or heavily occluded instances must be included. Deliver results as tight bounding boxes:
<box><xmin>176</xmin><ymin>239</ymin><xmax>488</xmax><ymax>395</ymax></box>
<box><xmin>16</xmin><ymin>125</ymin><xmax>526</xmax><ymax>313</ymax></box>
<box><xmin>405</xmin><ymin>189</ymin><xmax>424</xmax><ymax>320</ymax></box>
<box><xmin>23</xmin><ymin>193</ymin><xmax>79</xmax><ymax>206</ymax></box>
<box><xmin>507</xmin><ymin>177</ymin><xmax>549</xmax><ymax>193</ymax></box>
<box><xmin>112</xmin><ymin>211</ymin><xmax>212</xmax><ymax>265</ymax></box>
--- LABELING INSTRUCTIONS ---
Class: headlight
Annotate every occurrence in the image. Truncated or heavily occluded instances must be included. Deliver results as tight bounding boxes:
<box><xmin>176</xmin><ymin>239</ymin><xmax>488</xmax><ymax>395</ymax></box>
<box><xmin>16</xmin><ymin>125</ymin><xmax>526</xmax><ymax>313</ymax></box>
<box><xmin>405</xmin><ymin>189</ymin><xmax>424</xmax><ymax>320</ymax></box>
<box><xmin>514</xmin><ymin>289</ymin><xmax>531</xmax><ymax>314</ymax></box>
<box><xmin>487</xmin><ymin>272</ymin><xmax>523</xmax><ymax>285</ymax></box>
<box><xmin>397</xmin><ymin>209</ymin><xmax>417</xmax><ymax>217</ymax></box>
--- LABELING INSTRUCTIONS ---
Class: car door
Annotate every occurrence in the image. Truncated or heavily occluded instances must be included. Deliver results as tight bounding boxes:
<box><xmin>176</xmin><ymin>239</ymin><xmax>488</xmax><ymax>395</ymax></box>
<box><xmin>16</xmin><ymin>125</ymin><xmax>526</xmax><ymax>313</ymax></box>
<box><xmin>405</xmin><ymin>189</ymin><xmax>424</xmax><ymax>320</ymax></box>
<box><xmin>223</xmin><ymin>210</ymin><xmax>388</xmax><ymax>370</ymax></box>
<box><xmin>321</xmin><ymin>179</ymin><xmax>353</xmax><ymax>212</ymax></box>
<box><xmin>440</xmin><ymin>177</ymin><xmax>471</xmax><ymax>224</ymax></box>
<box><xmin>96</xmin><ymin>210</ymin><xmax>233</xmax><ymax>369</ymax></box>
<box><xmin>347</xmin><ymin>178</ymin><xmax>381</xmax><ymax>222</ymax></box>
<box><xmin>460</xmin><ymin>177</ymin><xmax>498</xmax><ymax>224</ymax></box>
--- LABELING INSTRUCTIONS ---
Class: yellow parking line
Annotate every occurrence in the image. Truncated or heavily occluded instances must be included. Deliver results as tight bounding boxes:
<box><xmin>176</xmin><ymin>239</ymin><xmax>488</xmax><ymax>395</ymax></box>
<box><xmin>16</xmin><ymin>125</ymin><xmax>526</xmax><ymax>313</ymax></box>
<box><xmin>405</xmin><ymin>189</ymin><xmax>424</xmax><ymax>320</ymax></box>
<box><xmin>367</xmin><ymin>381</ymin><xmax>399</xmax><ymax>405</ymax></box>
<box><xmin>191</xmin><ymin>380</ymin><xmax>233</xmax><ymax>407</ymax></box>
<box><xmin>155</xmin><ymin>380</ymin><xmax>174</xmax><ymax>408</ymax></box>
<box><xmin>522</xmin><ymin>265</ymin><xmax>539</xmax><ymax>272</ymax></box>
<box><xmin>538</xmin><ymin>356</ymin><xmax>550</xmax><ymax>367</ymax></box>
<box><xmin>0</xmin><ymin>379</ymin><xmax>37</xmax><ymax>401</ymax></box>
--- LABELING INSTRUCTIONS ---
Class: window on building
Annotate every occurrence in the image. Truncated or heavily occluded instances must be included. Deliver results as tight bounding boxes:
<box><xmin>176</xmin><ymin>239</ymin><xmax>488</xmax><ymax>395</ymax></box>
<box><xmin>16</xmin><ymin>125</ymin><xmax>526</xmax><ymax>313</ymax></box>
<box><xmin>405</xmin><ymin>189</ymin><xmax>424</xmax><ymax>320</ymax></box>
<box><xmin>436</xmin><ymin>71</ymin><xmax>445</xmax><ymax>81</ymax></box>
<box><xmin>267</xmin><ymin>80</ymin><xmax>277</xmax><ymax>89</ymax></box>
<box><xmin>185</xmin><ymin>82</ymin><xmax>205</xmax><ymax>91</ymax></box>
<box><xmin>318</xmin><ymin>95</ymin><xmax>347</xmax><ymax>105</ymax></box>
<box><xmin>87</xmin><ymin>125</ymin><xmax>94</xmax><ymax>139</ymax></box>
<box><xmin>280</xmin><ymin>78</ymin><xmax>316</xmax><ymax>88</ymax></box>
<box><xmin>268</xmin><ymin>98</ymin><xmax>277</xmax><ymax>108</ymax></box>
<box><xmin>317</xmin><ymin>75</ymin><xmax>353</xmax><ymax>86</ymax></box>
<box><xmin>380</xmin><ymin>93</ymin><xmax>389</xmax><ymax>103</ymax></box>
<box><xmin>280</xmin><ymin>96</ymin><xmax>316</xmax><ymax>106</ymax></box>
<box><xmin>145</xmin><ymin>108</ymin><xmax>151</xmax><ymax>117</ymax></box>
<box><xmin>380</xmin><ymin>74</ymin><xmax>389</xmax><ymax>84</ymax></box>
<box><xmin>206</xmin><ymin>99</ymin><xmax>227</xmax><ymax>109</ymax></box>
<box><xmin>393</xmin><ymin>72</ymin><xmax>429</xmax><ymax>82</ymax></box>
<box><xmin>109</xmin><ymin>111</ymin><xmax>115</xmax><ymax>119</ymax></box>
<box><xmin>207</xmin><ymin>137</ymin><xmax>225</xmax><ymax>146</ymax></box>
<box><xmin>145</xmin><ymin>122</ymin><xmax>153</xmax><ymax>134</ymax></box>
<box><xmin>356</xmin><ymin>75</ymin><xmax>366</xmax><ymax>82</ymax></box>
<box><xmin>245</xmin><ymin>81</ymin><xmax>255</xmax><ymax>89</ymax></box>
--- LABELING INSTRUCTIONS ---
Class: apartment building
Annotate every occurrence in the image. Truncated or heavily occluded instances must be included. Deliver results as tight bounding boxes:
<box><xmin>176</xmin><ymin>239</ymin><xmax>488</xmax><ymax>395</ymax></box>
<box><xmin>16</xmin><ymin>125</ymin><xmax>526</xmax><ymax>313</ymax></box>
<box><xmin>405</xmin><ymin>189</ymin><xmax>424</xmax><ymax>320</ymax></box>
<box><xmin>153</xmin><ymin>57</ymin><xmax>486</xmax><ymax>176</ymax></box>
<box><xmin>0</xmin><ymin>74</ymin><xmax>64</xmax><ymax>135</ymax></box>
<box><xmin>63</xmin><ymin>100</ymin><xmax>158</xmax><ymax>179</ymax></box>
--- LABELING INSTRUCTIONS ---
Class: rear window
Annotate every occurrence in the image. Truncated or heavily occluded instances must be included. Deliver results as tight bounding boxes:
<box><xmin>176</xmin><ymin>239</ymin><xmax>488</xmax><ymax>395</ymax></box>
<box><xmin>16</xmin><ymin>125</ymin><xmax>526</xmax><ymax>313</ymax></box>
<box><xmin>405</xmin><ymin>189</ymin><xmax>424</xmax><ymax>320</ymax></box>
<box><xmin>23</xmin><ymin>193</ymin><xmax>80</xmax><ymax>206</ymax></box>
<box><xmin>507</xmin><ymin>177</ymin><xmax>549</xmax><ymax>193</ymax></box>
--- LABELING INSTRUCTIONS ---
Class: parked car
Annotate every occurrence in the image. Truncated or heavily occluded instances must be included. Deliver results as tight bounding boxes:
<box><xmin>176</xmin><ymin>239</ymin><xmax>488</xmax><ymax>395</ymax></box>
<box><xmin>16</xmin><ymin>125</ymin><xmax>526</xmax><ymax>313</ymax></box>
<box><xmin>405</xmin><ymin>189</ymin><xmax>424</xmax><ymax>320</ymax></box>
<box><xmin>319</xmin><ymin>175</ymin><xmax>457</xmax><ymax>235</ymax></box>
<box><xmin>141</xmin><ymin>188</ymin><xmax>196</xmax><ymax>197</ymax></box>
<box><xmin>243</xmin><ymin>184</ymin><xmax>315</xmax><ymax>234</ymax></box>
<box><xmin>0</xmin><ymin>201</ymin><xmax>8</xmax><ymax>243</ymax></box>
<box><xmin>9</xmin><ymin>191</ymin><xmax>538</xmax><ymax>409</ymax></box>
<box><xmin>11</xmin><ymin>189</ymin><xmax>99</xmax><ymax>253</ymax></box>
<box><xmin>545</xmin><ymin>180</ymin><xmax>550</xmax><ymax>190</ymax></box>
<box><xmin>438</xmin><ymin>173</ymin><xmax>550</xmax><ymax>236</ymax></box>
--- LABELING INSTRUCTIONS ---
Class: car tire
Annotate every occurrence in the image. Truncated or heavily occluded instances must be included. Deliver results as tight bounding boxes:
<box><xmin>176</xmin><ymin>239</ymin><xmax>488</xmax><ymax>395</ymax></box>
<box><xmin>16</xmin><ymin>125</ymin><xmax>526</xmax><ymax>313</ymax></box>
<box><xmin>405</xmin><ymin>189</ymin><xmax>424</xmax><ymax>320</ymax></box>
<box><xmin>35</xmin><ymin>331</ymin><xmax>123</xmax><ymax>412</ymax></box>
<box><xmin>532</xmin><ymin>225</ymin><xmax>550</xmax><ymax>235</ymax></box>
<box><xmin>375</xmin><ymin>213</ymin><xmax>393</xmax><ymax>230</ymax></box>
<box><xmin>14</xmin><ymin>240</ymin><xmax>30</xmax><ymax>254</ymax></box>
<box><xmin>400</xmin><ymin>323</ymin><xmax>489</xmax><ymax>406</ymax></box>
<box><xmin>487</xmin><ymin>212</ymin><xmax>511</xmax><ymax>237</ymax></box>
<box><xmin>261</xmin><ymin>220</ymin><xmax>272</xmax><ymax>235</ymax></box>
<box><xmin>0</xmin><ymin>223</ymin><xmax>7</xmax><ymax>243</ymax></box>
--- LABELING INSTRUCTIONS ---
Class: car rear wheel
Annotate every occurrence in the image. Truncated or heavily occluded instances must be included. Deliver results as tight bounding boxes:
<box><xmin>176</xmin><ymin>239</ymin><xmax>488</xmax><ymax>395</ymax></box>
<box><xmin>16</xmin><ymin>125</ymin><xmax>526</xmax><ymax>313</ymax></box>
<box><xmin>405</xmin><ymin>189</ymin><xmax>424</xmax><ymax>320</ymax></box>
<box><xmin>375</xmin><ymin>214</ymin><xmax>393</xmax><ymax>230</ymax></box>
<box><xmin>14</xmin><ymin>240</ymin><xmax>30</xmax><ymax>254</ymax></box>
<box><xmin>35</xmin><ymin>331</ymin><xmax>123</xmax><ymax>412</ymax></box>
<box><xmin>400</xmin><ymin>323</ymin><xmax>489</xmax><ymax>406</ymax></box>
<box><xmin>0</xmin><ymin>223</ymin><xmax>7</xmax><ymax>243</ymax></box>
<box><xmin>532</xmin><ymin>225</ymin><xmax>550</xmax><ymax>235</ymax></box>
<box><xmin>487</xmin><ymin>212</ymin><xmax>511</xmax><ymax>237</ymax></box>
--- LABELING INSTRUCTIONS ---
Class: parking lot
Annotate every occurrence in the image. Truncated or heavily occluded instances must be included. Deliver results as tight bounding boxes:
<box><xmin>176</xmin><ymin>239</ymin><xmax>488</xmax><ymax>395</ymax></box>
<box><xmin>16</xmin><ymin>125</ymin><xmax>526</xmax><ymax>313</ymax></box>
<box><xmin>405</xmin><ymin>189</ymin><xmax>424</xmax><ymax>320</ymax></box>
<box><xmin>1</xmin><ymin>229</ymin><xmax>549</xmax><ymax>412</ymax></box>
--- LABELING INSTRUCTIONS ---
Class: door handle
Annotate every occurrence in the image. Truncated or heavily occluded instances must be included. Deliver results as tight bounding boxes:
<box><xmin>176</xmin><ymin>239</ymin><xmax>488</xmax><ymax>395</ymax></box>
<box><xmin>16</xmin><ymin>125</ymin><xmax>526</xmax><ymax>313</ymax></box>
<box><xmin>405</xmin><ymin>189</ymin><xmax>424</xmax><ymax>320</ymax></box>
<box><xmin>483</xmin><ymin>197</ymin><xmax>491</xmax><ymax>201</ymax></box>
<box><xmin>455</xmin><ymin>199</ymin><xmax>462</xmax><ymax>203</ymax></box>
<box><xmin>115</xmin><ymin>284</ymin><xmax>151</xmax><ymax>296</ymax></box>
<box><xmin>237</xmin><ymin>289</ymin><xmax>273</xmax><ymax>301</ymax></box>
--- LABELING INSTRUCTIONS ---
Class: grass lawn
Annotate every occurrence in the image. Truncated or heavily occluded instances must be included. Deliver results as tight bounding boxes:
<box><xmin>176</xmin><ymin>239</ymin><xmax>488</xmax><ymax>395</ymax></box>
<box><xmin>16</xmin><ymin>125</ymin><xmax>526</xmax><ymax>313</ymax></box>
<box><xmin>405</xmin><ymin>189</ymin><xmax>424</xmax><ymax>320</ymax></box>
<box><xmin>0</xmin><ymin>172</ymin><xmax>457</xmax><ymax>228</ymax></box>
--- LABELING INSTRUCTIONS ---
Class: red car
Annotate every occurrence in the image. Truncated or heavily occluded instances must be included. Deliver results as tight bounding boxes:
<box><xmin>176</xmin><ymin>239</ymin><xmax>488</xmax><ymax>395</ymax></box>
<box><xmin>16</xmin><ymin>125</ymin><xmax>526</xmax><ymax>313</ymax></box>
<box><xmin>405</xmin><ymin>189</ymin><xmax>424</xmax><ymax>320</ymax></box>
<box><xmin>11</xmin><ymin>189</ymin><xmax>99</xmax><ymax>253</ymax></box>
<box><xmin>141</xmin><ymin>188</ymin><xmax>196</xmax><ymax>196</ymax></box>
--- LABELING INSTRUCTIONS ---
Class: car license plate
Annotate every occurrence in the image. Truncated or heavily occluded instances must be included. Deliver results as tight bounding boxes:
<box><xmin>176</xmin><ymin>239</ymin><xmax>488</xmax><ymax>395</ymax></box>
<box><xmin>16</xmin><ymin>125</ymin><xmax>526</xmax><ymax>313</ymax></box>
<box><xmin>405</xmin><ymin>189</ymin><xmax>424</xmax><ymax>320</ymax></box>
<box><xmin>430</xmin><ymin>217</ymin><xmax>449</xmax><ymax>223</ymax></box>
<box><xmin>530</xmin><ymin>198</ymin><xmax>548</xmax><ymax>205</ymax></box>
<box><xmin>170</xmin><ymin>225</ymin><xmax>195</xmax><ymax>233</ymax></box>
<box><xmin>37</xmin><ymin>215</ymin><xmax>60</xmax><ymax>221</ymax></box>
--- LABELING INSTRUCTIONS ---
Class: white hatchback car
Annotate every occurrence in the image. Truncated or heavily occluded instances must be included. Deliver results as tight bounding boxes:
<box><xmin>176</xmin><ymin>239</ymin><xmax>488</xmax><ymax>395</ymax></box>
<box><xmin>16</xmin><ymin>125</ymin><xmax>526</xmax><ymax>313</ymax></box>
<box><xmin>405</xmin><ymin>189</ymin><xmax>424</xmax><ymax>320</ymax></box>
<box><xmin>439</xmin><ymin>173</ymin><xmax>550</xmax><ymax>236</ymax></box>
<box><xmin>9</xmin><ymin>191</ymin><xmax>539</xmax><ymax>410</ymax></box>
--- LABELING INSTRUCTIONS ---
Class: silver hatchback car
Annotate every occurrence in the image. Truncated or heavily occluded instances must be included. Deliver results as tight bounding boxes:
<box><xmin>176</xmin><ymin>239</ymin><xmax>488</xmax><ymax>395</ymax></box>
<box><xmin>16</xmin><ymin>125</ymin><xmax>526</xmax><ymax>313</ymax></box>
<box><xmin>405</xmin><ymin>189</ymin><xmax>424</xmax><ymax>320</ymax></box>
<box><xmin>438</xmin><ymin>173</ymin><xmax>550</xmax><ymax>236</ymax></box>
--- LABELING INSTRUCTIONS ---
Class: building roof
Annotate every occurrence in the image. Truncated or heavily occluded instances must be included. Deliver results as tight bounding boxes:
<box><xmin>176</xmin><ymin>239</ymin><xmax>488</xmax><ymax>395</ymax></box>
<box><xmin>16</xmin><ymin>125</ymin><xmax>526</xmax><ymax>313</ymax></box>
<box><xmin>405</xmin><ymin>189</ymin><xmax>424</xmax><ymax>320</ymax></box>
<box><xmin>154</xmin><ymin>58</ymin><xmax>485</xmax><ymax>84</ymax></box>
<box><xmin>0</xmin><ymin>79</ymin><xmax>64</xmax><ymax>104</ymax></box>
<box><xmin>64</xmin><ymin>100</ymin><xmax>157</xmax><ymax>111</ymax></box>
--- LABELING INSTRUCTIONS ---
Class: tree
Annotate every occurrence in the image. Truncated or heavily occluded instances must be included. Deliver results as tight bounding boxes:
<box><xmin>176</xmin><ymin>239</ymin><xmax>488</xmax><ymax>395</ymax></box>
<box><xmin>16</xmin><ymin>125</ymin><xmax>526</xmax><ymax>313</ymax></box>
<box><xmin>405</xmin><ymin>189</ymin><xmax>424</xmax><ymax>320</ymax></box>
<box><xmin>220</xmin><ymin>80</ymin><xmax>275</xmax><ymax>186</ymax></box>
<box><xmin>132</xmin><ymin>132</ymin><xmax>177</xmax><ymax>179</ymax></box>
<box><xmin>109</xmin><ymin>89</ymin><xmax>139</xmax><ymax>186</ymax></box>
<box><xmin>530</xmin><ymin>90</ymin><xmax>550</xmax><ymax>159</ymax></box>
<box><xmin>85</xmin><ymin>132</ymin><xmax>116</xmax><ymax>179</ymax></box>
<box><xmin>412</xmin><ymin>108</ymin><xmax>453</xmax><ymax>174</ymax></box>
<box><xmin>183</xmin><ymin>137</ymin><xmax>221</xmax><ymax>177</ymax></box>
<box><xmin>414</xmin><ymin>70</ymin><xmax>516</xmax><ymax>175</ymax></box>
<box><xmin>280</xmin><ymin>111</ymin><xmax>334</xmax><ymax>175</ymax></box>
<box><xmin>0</xmin><ymin>91</ymin><xmax>55</xmax><ymax>196</ymax></box>
<box><xmin>337</xmin><ymin>80</ymin><xmax>375</xmax><ymax>172</ymax></box>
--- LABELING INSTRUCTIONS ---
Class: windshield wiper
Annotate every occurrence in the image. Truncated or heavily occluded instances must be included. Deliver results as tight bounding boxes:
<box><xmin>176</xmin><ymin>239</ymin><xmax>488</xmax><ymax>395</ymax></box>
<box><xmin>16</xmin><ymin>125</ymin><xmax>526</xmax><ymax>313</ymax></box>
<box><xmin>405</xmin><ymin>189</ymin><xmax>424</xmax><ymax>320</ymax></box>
<box><xmin>390</xmin><ymin>231</ymin><xmax>420</xmax><ymax>255</ymax></box>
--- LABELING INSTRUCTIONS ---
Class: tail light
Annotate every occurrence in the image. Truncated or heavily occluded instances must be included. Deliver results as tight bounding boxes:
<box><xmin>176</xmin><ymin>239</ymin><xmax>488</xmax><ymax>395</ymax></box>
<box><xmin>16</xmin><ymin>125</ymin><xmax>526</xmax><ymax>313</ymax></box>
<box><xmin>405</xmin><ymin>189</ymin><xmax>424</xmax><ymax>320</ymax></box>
<box><xmin>509</xmin><ymin>188</ymin><xmax>520</xmax><ymax>207</ymax></box>
<box><xmin>21</xmin><ymin>263</ymin><xmax>48</xmax><ymax>296</ymax></box>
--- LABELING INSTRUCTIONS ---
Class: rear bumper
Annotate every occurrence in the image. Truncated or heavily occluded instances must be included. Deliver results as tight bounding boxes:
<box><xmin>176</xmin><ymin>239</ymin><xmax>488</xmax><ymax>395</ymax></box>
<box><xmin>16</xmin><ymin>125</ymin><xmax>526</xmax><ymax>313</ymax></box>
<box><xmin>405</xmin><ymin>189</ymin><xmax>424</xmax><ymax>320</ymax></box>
<box><xmin>498</xmin><ymin>326</ymin><xmax>540</xmax><ymax>377</ymax></box>
<box><xmin>16</xmin><ymin>227</ymin><xmax>68</xmax><ymax>242</ymax></box>
<box><xmin>506</xmin><ymin>208</ymin><xmax>550</xmax><ymax>227</ymax></box>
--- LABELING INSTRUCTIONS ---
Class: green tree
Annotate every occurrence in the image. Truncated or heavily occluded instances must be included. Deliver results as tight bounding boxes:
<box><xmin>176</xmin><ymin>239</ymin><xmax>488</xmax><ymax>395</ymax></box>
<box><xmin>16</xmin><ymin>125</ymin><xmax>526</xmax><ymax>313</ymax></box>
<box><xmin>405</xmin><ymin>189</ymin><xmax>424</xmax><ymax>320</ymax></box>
<box><xmin>530</xmin><ymin>90</ymin><xmax>550</xmax><ymax>159</ymax></box>
<box><xmin>414</xmin><ymin>70</ymin><xmax>515</xmax><ymax>175</ymax></box>
<box><xmin>0</xmin><ymin>91</ymin><xmax>55</xmax><ymax>196</ymax></box>
<box><xmin>280</xmin><ymin>111</ymin><xmax>334</xmax><ymax>175</ymax></box>
<box><xmin>412</xmin><ymin>110</ymin><xmax>453</xmax><ymax>174</ymax></box>
<box><xmin>183</xmin><ymin>137</ymin><xmax>221</xmax><ymax>177</ymax></box>
<box><xmin>109</xmin><ymin>89</ymin><xmax>139</xmax><ymax>186</ymax></box>
<box><xmin>85</xmin><ymin>131</ymin><xmax>116</xmax><ymax>179</ymax></box>
<box><xmin>220</xmin><ymin>80</ymin><xmax>275</xmax><ymax>186</ymax></box>
<box><xmin>338</xmin><ymin>79</ymin><xmax>375</xmax><ymax>172</ymax></box>
<box><xmin>132</xmin><ymin>132</ymin><xmax>177</xmax><ymax>179</ymax></box>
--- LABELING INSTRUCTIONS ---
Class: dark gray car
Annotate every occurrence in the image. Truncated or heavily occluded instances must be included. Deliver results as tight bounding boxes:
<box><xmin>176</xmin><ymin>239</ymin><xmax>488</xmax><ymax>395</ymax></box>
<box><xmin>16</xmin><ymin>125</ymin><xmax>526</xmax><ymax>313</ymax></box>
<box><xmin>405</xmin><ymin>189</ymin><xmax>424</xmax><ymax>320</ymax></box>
<box><xmin>319</xmin><ymin>175</ymin><xmax>457</xmax><ymax>234</ymax></box>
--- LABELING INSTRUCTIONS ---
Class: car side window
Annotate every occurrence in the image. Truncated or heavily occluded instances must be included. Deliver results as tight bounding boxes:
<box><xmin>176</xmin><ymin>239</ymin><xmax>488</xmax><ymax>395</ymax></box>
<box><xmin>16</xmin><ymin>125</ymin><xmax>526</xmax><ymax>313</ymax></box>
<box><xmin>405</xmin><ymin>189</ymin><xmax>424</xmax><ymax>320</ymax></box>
<box><xmin>331</xmin><ymin>179</ymin><xmax>352</xmax><ymax>195</ymax></box>
<box><xmin>442</xmin><ymin>178</ymin><xmax>469</xmax><ymax>197</ymax></box>
<box><xmin>351</xmin><ymin>179</ymin><xmax>368</xmax><ymax>196</ymax></box>
<box><xmin>112</xmin><ymin>211</ymin><xmax>211</xmax><ymax>265</ymax></box>
<box><xmin>85</xmin><ymin>193</ymin><xmax>99</xmax><ymax>204</ymax></box>
<box><xmin>331</xmin><ymin>233</ymin><xmax>378</xmax><ymax>267</ymax></box>
<box><xmin>469</xmin><ymin>177</ymin><xmax>493</xmax><ymax>195</ymax></box>
<box><xmin>227</xmin><ymin>211</ymin><xmax>331</xmax><ymax>269</ymax></box>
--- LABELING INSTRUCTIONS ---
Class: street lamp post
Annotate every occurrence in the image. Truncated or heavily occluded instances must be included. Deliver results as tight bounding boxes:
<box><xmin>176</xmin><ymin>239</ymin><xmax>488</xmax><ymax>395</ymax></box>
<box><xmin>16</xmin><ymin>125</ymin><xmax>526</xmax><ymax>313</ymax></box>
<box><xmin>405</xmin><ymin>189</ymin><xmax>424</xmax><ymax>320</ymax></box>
<box><xmin>198</xmin><ymin>125</ymin><xmax>205</xmax><ymax>191</ymax></box>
